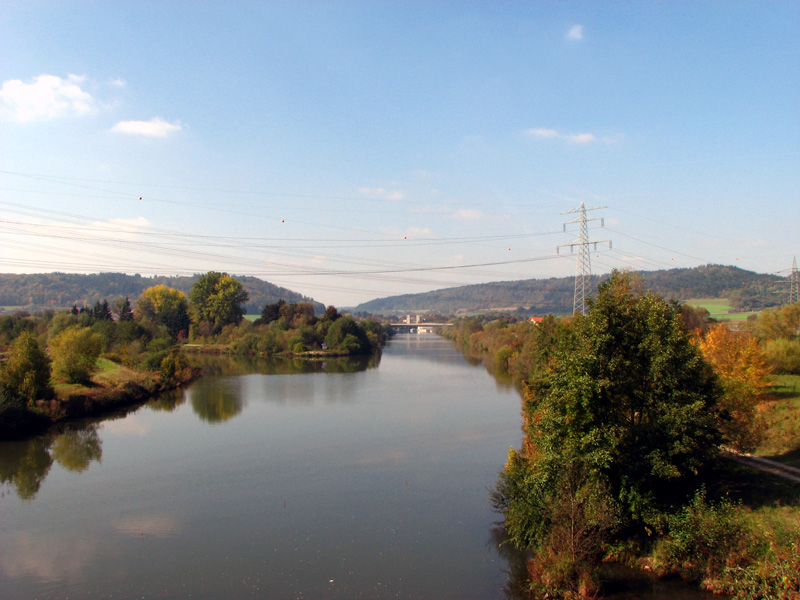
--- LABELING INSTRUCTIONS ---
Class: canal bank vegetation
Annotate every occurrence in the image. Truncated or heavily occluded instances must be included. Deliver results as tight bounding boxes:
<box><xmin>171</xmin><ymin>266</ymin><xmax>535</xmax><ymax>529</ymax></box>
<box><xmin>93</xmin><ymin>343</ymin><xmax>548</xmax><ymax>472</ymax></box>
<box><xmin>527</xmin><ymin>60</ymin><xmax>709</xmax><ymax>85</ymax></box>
<box><xmin>446</xmin><ymin>271</ymin><xmax>800</xmax><ymax>599</ymax></box>
<box><xmin>210</xmin><ymin>299</ymin><xmax>388</xmax><ymax>357</ymax></box>
<box><xmin>0</xmin><ymin>271</ymin><xmax>387</xmax><ymax>439</ymax></box>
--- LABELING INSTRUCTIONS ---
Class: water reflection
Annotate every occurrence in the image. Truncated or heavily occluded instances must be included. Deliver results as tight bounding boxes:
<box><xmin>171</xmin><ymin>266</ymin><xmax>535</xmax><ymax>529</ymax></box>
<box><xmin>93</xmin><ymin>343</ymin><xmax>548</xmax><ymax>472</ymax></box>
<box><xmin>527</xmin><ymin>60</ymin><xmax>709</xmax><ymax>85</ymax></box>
<box><xmin>0</xmin><ymin>355</ymin><xmax>382</xmax><ymax>497</ymax></box>
<box><xmin>147</xmin><ymin>389</ymin><xmax>186</xmax><ymax>412</ymax></box>
<box><xmin>50</xmin><ymin>427</ymin><xmax>102</xmax><ymax>472</ymax></box>
<box><xmin>189</xmin><ymin>352</ymin><xmax>380</xmax><ymax>376</ymax></box>
<box><xmin>0</xmin><ymin>436</ymin><xmax>53</xmax><ymax>500</ymax></box>
<box><xmin>487</xmin><ymin>525</ymin><xmax>532</xmax><ymax>600</ymax></box>
<box><xmin>0</xmin><ymin>424</ymin><xmax>103</xmax><ymax>499</ymax></box>
<box><xmin>190</xmin><ymin>377</ymin><xmax>246</xmax><ymax>423</ymax></box>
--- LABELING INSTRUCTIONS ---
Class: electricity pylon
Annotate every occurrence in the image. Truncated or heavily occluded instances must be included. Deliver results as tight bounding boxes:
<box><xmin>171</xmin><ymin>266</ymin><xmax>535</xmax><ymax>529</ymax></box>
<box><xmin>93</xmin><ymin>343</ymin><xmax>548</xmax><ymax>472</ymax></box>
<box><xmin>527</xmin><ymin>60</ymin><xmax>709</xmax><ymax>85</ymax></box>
<box><xmin>557</xmin><ymin>202</ymin><xmax>611</xmax><ymax>315</ymax></box>
<box><xmin>791</xmin><ymin>256</ymin><xmax>799</xmax><ymax>305</ymax></box>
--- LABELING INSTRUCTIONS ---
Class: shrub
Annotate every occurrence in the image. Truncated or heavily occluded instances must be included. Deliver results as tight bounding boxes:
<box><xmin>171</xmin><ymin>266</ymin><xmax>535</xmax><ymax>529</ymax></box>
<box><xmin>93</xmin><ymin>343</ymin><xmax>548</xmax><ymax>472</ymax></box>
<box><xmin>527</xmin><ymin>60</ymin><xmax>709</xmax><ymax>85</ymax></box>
<box><xmin>764</xmin><ymin>338</ymin><xmax>800</xmax><ymax>374</ymax></box>
<box><xmin>651</xmin><ymin>489</ymin><xmax>750</xmax><ymax>585</ymax></box>
<box><xmin>49</xmin><ymin>326</ymin><xmax>102</xmax><ymax>384</ymax></box>
<box><xmin>0</xmin><ymin>331</ymin><xmax>53</xmax><ymax>404</ymax></box>
<box><xmin>325</xmin><ymin>316</ymin><xmax>370</xmax><ymax>354</ymax></box>
<box><xmin>159</xmin><ymin>350</ymin><xmax>192</xmax><ymax>386</ymax></box>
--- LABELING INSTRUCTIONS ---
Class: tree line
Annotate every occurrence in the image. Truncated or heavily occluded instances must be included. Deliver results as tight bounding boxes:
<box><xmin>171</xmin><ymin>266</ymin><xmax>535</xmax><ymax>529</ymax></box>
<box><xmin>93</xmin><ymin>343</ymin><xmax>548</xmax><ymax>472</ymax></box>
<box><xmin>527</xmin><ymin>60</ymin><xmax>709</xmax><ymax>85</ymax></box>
<box><xmin>0</xmin><ymin>271</ymin><xmax>323</xmax><ymax>316</ymax></box>
<box><xmin>355</xmin><ymin>264</ymin><xmax>787</xmax><ymax>315</ymax></box>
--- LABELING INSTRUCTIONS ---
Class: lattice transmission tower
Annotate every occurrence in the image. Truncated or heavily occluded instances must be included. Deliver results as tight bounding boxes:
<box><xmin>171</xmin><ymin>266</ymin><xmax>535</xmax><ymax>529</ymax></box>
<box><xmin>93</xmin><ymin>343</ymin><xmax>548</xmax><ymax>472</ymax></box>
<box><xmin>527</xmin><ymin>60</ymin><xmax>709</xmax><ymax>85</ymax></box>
<box><xmin>557</xmin><ymin>202</ymin><xmax>611</xmax><ymax>315</ymax></box>
<box><xmin>791</xmin><ymin>255</ymin><xmax>799</xmax><ymax>305</ymax></box>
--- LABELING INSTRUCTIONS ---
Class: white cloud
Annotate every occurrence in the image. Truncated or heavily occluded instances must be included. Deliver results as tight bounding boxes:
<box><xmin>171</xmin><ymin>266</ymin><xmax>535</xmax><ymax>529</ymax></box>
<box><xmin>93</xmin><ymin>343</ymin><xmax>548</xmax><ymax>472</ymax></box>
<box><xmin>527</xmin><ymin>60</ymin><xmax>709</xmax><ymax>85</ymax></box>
<box><xmin>566</xmin><ymin>24</ymin><xmax>584</xmax><ymax>41</ymax></box>
<box><xmin>526</xmin><ymin>127</ymin><xmax>610</xmax><ymax>144</ymax></box>
<box><xmin>567</xmin><ymin>132</ymin><xmax>596</xmax><ymax>144</ymax></box>
<box><xmin>111</xmin><ymin>117</ymin><xmax>181</xmax><ymax>137</ymax></box>
<box><xmin>93</xmin><ymin>216</ymin><xmax>150</xmax><ymax>237</ymax></box>
<box><xmin>404</xmin><ymin>227</ymin><xmax>433</xmax><ymax>237</ymax></box>
<box><xmin>454</xmin><ymin>209</ymin><xmax>484</xmax><ymax>220</ymax></box>
<box><xmin>0</xmin><ymin>74</ymin><xmax>95</xmax><ymax>121</ymax></box>
<box><xmin>109</xmin><ymin>77</ymin><xmax>126</xmax><ymax>88</ymax></box>
<box><xmin>527</xmin><ymin>128</ymin><xmax>559</xmax><ymax>139</ymax></box>
<box><xmin>358</xmin><ymin>186</ymin><xmax>405</xmax><ymax>201</ymax></box>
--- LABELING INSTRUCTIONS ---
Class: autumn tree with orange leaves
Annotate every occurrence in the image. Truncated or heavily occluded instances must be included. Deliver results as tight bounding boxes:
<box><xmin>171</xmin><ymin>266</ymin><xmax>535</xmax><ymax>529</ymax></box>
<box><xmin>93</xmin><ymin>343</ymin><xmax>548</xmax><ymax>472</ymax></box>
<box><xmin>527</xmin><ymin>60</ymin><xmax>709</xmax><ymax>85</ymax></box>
<box><xmin>697</xmin><ymin>323</ymin><xmax>771</xmax><ymax>453</ymax></box>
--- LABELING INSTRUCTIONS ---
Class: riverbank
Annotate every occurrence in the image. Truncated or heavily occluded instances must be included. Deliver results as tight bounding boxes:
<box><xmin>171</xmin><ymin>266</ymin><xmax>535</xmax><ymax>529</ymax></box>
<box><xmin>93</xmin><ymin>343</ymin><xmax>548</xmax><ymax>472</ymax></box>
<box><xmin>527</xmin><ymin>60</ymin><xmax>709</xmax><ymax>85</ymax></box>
<box><xmin>0</xmin><ymin>357</ymin><xmax>199</xmax><ymax>440</ymax></box>
<box><xmin>183</xmin><ymin>342</ymin><xmax>384</xmax><ymax>359</ymax></box>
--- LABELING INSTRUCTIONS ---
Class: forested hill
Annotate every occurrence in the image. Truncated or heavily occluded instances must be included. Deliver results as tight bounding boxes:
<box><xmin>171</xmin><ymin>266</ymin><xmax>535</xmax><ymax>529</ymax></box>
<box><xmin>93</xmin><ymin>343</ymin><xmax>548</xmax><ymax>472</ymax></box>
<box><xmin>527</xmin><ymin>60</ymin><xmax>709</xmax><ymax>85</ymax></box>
<box><xmin>355</xmin><ymin>265</ymin><xmax>788</xmax><ymax>315</ymax></box>
<box><xmin>0</xmin><ymin>272</ymin><xmax>324</xmax><ymax>315</ymax></box>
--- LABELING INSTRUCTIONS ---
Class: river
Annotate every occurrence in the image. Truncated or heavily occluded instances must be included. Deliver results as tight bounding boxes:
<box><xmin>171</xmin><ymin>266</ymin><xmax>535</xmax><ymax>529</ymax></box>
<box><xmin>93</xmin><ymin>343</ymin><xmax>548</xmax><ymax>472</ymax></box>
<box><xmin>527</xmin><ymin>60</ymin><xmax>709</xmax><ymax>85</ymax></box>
<box><xmin>0</xmin><ymin>335</ymin><xmax>716</xmax><ymax>599</ymax></box>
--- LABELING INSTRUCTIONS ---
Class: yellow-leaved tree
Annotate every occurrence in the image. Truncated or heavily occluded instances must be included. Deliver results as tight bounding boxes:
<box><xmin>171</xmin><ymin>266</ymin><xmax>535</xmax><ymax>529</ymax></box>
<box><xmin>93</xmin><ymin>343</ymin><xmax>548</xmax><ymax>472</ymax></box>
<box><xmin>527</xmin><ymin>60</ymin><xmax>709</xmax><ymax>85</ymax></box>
<box><xmin>697</xmin><ymin>323</ymin><xmax>771</xmax><ymax>452</ymax></box>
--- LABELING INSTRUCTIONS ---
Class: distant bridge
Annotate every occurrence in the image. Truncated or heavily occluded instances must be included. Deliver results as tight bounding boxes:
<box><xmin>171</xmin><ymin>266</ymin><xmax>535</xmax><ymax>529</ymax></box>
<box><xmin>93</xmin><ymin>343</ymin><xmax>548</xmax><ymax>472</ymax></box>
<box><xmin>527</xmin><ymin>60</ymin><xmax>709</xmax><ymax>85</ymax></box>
<box><xmin>389</xmin><ymin>322</ymin><xmax>452</xmax><ymax>334</ymax></box>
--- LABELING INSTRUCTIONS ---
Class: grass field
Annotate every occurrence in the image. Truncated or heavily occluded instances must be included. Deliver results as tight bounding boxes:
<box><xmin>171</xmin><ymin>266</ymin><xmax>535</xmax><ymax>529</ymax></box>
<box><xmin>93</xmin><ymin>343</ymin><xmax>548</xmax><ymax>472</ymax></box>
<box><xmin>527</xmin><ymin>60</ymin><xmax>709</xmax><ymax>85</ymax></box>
<box><xmin>684</xmin><ymin>298</ymin><xmax>760</xmax><ymax>321</ymax></box>
<box><xmin>52</xmin><ymin>357</ymin><xmax>153</xmax><ymax>400</ymax></box>
<box><xmin>759</xmin><ymin>374</ymin><xmax>800</xmax><ymax>468</ymax></box>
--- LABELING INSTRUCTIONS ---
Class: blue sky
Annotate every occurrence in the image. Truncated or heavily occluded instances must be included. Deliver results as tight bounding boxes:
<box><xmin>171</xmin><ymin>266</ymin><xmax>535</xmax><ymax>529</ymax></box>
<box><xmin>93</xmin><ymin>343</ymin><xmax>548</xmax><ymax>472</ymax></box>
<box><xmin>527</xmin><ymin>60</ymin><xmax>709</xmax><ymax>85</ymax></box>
<box><xmin>1</xmin><ymin>1</ymin><xmax>798</xmax><ymax>308</ymax></box>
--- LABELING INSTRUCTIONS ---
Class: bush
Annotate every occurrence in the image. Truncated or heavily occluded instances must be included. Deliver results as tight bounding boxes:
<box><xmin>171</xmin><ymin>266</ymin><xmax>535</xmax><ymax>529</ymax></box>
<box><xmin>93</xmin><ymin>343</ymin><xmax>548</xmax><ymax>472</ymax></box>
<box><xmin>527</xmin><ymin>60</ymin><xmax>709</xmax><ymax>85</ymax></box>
<box><xmin>325</xmin><ymin>316</ymin><xmax>370</xmax><ymax>354</ymax></box>
<box><xmin>159</xmin><ymin>350</ymin><xmax>192</xmax><ymax>386</ymax></box>
<box><xmin>732</xmin><ymin>535</ymin><xmax>800</xmax><ymax>600</ymax></box>
<box><xmin>764</xmin><ymin>338</ymin><xmax>800</xmax><ymax>374</ymax></box>
<box><xmin>49</xmin><ymin>326</ymin><xmax>102</xmax><ymax>384</ymax></box>
<box><xmin>494</xmin><ymin>345</ymin><xmax>514</xmax><ymax>372</ymax></box>
<box><xmin>651</xmin><ymin>490</ymin><xmax>750</xmax><ymax>585</ymax></box>
<box><xmin>0</xmin><ymin>331</ymin><xmax>53</xmax><ymax>404</ymax></box>
<box><xmin>230</xmin><ymin>332</ymin><xmax>261</xmax><ymax>354</ymax></box>
<box><xmin>143</xmin><ymin>349</ymin><xmax>170</xmax><ymax>371</ymax></box>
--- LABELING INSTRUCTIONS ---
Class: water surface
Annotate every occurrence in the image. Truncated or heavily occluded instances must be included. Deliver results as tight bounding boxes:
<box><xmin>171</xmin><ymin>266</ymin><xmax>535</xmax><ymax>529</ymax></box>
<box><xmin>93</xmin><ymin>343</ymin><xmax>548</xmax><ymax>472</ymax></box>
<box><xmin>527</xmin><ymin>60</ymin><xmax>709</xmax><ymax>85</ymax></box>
<box><xmin>1</xmin><ymin>335</ymin><xmax>524</xmax><ymax>599</ymax></box>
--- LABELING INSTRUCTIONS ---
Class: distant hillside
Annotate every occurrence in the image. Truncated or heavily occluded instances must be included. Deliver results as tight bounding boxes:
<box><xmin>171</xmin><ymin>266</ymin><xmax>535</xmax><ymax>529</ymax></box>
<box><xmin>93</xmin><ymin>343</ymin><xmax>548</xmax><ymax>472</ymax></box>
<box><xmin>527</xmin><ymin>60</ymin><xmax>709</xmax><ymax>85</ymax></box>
<box><xmin>355</xmin><ymin>265</ymin><xmax>789</xmax><ymax>315</ymax></box>
<box><xmin>0</xmin><ymin>272</ymin><xmax>325</xmax><ymax>315</ymax></box>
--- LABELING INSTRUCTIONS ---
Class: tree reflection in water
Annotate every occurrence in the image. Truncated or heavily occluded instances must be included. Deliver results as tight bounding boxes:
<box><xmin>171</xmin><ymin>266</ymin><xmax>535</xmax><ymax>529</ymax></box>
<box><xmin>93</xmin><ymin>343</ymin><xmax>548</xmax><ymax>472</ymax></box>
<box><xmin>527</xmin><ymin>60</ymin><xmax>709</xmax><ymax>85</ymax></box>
<box><xmin>186</xmin><ymin>354</ymin><xmax>380</xmax><ymax>423</ymax></box>
<box><xmin>187</xmin><ymin>352</ymin><xmax>379</xmax><ymax>377</ymax></box>
<box><xmin>147</xmin><ymin>389</ymin><xmax>186</xmax><ymax>413</ymax></box>
<box><xmin>0</xmin><ymin>424</ymin><xmax>103</xmax><ymax>499</ymax></box>
<box><xmin>51</xmin><ymin>427</ymin><xmax>102</xmax><ymax>473</ymax></box>
<box><xmin>190</xmin><ymin>378</ymin><xmax>245</xmax><ymax>424</ymax></box>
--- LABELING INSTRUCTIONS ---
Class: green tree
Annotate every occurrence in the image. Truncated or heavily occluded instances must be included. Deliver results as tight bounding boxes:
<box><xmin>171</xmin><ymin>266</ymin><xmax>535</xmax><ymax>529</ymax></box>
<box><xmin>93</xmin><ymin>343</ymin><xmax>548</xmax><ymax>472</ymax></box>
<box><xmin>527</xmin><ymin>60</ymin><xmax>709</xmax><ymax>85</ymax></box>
<box><xmin>497</xmin><ymin>272</ymin><xmax>723</xmax><ymax>556</ymax></box>
<box><xmin>322</xmin><ymin>305</ymin><xmax>340</xmax><ymax>322</ymax></box>
<box><xmin>49</xmin><ymin>326</ymin><xmax>102</xmax><ymax>384</ymax></box>
<box><xmin>0</xmin><ymin>330</ymin><xmax>53</xmax><ymax>405</ymax></box>
<box><xmin>135</xmin><ymin>285</ymin><xmax>190</xmax><ymax>339</ymax></box>
<box><xmin>115</xmin><ymin>296</ymin><xmax>134</xmax><ymax>322</ymax></box>
<box><xmin>324</xmin><ymin>316</ymin><xmax>370</xmax><ymax>354</ymax></box>
<box><xmin>92</xmin><ymin>299</ymin><xmax>112</xmax><ymax>321</ymax></box>
<box><xmin>189</xmin><ymin>272</ymin><xmax>249</xmax><ymax>333</ymax></box>
<box><xmin>279</xmin><ymin>301</ymin><xmax>316</xmax><ymax>328</ymax></box>
<box><xmin>255</xmin><ymin>299</ymin><xmax>285</xmax><ymax>325</ymax></box>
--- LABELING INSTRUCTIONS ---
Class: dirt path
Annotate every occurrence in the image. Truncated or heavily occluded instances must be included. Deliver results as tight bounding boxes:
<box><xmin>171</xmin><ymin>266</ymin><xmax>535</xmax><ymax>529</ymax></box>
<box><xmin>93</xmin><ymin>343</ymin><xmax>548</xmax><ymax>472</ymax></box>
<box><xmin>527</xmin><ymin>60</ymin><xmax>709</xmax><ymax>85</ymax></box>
<box><xmin>722</xmin><ymin>450</ymin><xmax>800</xmax><ymax>484</ymax></box>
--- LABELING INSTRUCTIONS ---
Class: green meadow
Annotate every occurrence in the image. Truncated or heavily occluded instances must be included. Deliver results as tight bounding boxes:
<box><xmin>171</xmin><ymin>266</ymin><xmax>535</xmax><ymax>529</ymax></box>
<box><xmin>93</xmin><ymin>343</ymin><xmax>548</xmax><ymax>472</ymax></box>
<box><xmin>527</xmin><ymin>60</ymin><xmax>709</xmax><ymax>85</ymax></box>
<box><xmin>684</xmin><ymin>297</ymin><xmax>759</xmax><ymax>321</ymax></box>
